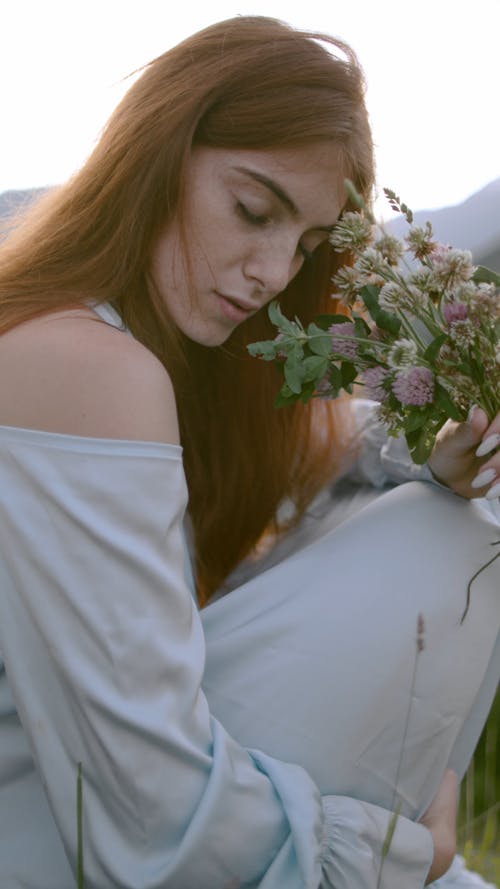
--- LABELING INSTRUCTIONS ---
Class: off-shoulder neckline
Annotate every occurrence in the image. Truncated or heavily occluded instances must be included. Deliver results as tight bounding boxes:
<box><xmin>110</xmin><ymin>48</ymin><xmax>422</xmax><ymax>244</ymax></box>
<box><xmin>0</xmin><ymin>423</ymin><xmax>182</xmax><ymax>458</ymax></box>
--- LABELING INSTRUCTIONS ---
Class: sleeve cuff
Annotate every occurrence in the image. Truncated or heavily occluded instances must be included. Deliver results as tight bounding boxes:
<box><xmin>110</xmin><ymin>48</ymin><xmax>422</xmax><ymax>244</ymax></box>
<box><xmin>320</xmin><ymin>795</ymin><xmax>434</xmax><ymax>889</ymax></box>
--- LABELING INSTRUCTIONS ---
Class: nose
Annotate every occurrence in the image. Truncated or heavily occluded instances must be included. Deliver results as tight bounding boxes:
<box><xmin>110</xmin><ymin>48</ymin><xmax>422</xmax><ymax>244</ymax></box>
<box><xmin>243</xmin><ymin>236</ymin><xmax>300</xmax><ymax>299</ymax></box>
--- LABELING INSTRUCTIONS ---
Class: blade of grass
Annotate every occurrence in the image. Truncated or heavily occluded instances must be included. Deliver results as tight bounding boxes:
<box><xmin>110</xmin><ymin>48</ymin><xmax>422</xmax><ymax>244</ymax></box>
<box><xmin>77</xmin><ymin>762</ymin><xmax>84</xmax><ymax>889</ymax></box>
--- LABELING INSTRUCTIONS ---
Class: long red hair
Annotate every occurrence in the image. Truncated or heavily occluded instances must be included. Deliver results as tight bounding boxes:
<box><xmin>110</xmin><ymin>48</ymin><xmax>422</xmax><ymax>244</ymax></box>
<box><xmin>0</xmin><ymin>16</ymin><xmax>374</xmax><ymax>603</ymax></box>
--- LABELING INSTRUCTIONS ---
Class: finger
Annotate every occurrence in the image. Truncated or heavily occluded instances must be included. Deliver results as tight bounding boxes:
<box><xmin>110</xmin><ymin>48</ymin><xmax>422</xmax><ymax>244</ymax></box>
<box><xmin>466</xmin><ymin>405</ymin><xmax>489</xmax><ymax>443</ymax></box>
<box><xmin>485</xmin><ymin>480</ymin><xmax>500</xmax><ymax>500</ymax></box>
<box><xmin>471</xmin><ymin>465</ymin><xmax>497</xmax><ymax>491</ymax></box>
<box><xmin>476</xmin><ymin>432</ymin><xmax>500</xmax><ymax>457</ymax></box>
<box><xmin>470</xmin><ymin>445</ymin><xmax>500</xmax><ymax>497</ymax></box>
<box><xmin>473</xmin><ymin>412</ymin><xmax>500</xmax><ymax>497</ymax></box>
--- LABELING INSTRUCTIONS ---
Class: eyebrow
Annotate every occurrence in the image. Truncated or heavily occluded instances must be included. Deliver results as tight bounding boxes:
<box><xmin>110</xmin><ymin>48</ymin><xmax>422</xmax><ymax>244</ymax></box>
<box><xmin>235</xmin><ymin>166</ymin><xmax>298</xmax><ymax>216</ymax></box>
<box><xmin>234</xmin><ymin>165</ymin><xmax>337</xmax><ymax>233</ymax></box>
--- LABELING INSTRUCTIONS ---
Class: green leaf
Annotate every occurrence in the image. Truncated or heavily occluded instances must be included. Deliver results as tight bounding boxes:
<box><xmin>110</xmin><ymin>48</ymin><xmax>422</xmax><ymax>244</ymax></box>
<box><xmin>376</xmin><ymin>310</ymin><xmax>401</xmax><ymax>335</ymax></box>
<box><xmin>469</xmin><ymin>356</ymin><xmax>485</xmax><ymax>385</ymax></box>
<box><xmin>275</xmin><ymin>391</ymin><xmax>300</xmax><ymax>407</ymax></box>
<box><xmin>424</xmin><ymin>333</ymin><xmax>447</xmax><ymax>363</ymax></box>
<box><xmin>328</xmin><ymin>364</ymin><xmax>343</xmax><ymax>390</ymax></box>
<box><xmin>268</xmin><ymin>300</ymin><xmax>300</xmax><ymax>335</ymax></box>
<box><xmin>314</xmin><ymin>313</ymin><xmax>353</xmax><ymax>330</ymax></box>
<box><xmin>247</xmin><ymin>339</ymin><xmax>280</xmax><ymax>360</ymax></box>
<box><xmin>345</xmin><ymin>177</ymin><xmax>366</xmax><ymax>209</ymax></box>
<box><xmin>434</xmin><ymin>385</ymin><xmax>463</xmax><ymax>421</ymax></box>
<box><xmin>340</xmin><ymin>362</ymin><xmax>358</xmax><ymax>388</ymax></box>
<box><xmin>404</xmin><ymin>407</ymin><xmax>433</xmax><ymax>433</ymax></box>
<box><xmin>275</xmin><ymin>384</ymin><xmax>300</xmax><ymax>407</ymax></box>
<box><xmin>406</xmin><ymin>428</ymin><xmax>436</xmax><ymax>464</ymax></box>
<box><xmin>301</xmin><ymin>355</ymin><xmax>329</xmax><ymax>382</ymax></box>
<box><xmin>307</xmin><ymin>323</ymin><xmax>334</xmax><ymax>357</ymax></box>
<box><xmin>300</xmin><ymin>381</ymin><xmax>317</xmax><ymax>403</ymax></box>
<box><xmin>284</xmin><ymin>356</ymin><xmax>304</xmax><ymax>394</ymax></box>
<box><xmin>360</xmin><ymin>285</ymin><xmax>401</xmax><ymax>335</ymax></box>
<box><xmin>473</xmin><ymin>265</ymin><xmax>500</xmax><ymax>286</ymax></box>
<box><xmin>352</xmin><ymin>314</ymin><xmax>371</xmax><ymax>337</ymax></box>
<box><xmin>360</xmin><ymin>284</ymin><xmax>381</xmax><ymax>305</ymax></box>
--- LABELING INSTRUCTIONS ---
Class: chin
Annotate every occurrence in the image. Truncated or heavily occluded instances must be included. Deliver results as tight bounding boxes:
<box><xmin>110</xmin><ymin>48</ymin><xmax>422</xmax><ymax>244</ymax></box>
<box><xmin>185</xmin><ymin>323</ymin><xmax>236</xmax><ymax>348</ymax></box>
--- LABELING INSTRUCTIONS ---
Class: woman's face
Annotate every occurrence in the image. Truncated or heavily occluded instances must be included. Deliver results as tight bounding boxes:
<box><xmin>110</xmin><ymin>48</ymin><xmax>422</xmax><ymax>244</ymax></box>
<box><xmin>150</xmin><ymin>143</ymin><xmax>346</xmax><ymax>346</ymax></box>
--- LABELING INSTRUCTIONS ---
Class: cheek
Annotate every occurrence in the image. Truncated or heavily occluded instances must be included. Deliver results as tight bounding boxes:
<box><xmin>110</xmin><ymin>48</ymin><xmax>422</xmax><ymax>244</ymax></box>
<box><xmin>188</xmin><ymin>222</ymin><xmax>235</xmax><ymax>280</ymax></box>
<box><xmin>150</xmin><ymin>227</ymin><xmax>188</xmax><ymax>293</ymax></box>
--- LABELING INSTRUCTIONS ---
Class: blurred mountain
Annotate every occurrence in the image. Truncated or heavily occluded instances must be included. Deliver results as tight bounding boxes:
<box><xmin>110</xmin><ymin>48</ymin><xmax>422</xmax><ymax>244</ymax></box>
<box><xmin>1</xmin><ymin>179</ymin><xmax>500</xmax><ymax>270</ymax></box>
<box><xmin>0</xmin><ymin>187</ymin><xmax>48</xmax><ymax>220</ymax></box>
<box><xmin>384</xmin><ymin>178</ymin><xmax>500</xmax><ymax>271</ymax></box>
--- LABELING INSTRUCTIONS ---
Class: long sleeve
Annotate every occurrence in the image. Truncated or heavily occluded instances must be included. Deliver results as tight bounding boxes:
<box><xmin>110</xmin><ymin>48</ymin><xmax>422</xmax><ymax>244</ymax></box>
<box><xmin>346</xmin><ymin>398</ymin><xmax>436</xmax><ymax>488</ymax></box>
<box><xmin>320</xmin><ymin>797</ymin><xmax>434</xmax><ymax>888</ymax></box>
<box><xmin>0</xmin><ymin>427</ymin><xmax>325</xmax><ymax>889</ymax></box>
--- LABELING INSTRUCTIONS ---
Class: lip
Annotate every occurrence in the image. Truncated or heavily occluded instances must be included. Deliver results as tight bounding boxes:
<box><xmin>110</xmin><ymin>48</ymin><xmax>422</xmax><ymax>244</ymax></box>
<box><xmin>216</xmin><ymin>292</ymin><xmax>260</xmax><ymax>323</ymax></box>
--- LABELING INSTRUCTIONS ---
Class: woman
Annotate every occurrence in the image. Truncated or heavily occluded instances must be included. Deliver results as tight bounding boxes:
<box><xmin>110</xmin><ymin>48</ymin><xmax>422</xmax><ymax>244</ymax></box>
<box><xmin>0</xmin><ymin>15</ymin><xmax>498</xmax><ymax>889</ymax></box>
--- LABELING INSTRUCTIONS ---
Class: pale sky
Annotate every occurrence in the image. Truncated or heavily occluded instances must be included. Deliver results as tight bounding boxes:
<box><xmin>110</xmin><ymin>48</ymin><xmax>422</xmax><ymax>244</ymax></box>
<box><xmin>2</xmin><ymin>0</ymin><xmax>499</xmax><ymax>218</ymax></box>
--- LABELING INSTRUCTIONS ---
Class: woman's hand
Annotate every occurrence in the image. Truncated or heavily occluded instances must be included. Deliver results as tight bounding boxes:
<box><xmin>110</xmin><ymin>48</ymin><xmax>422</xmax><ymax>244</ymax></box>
<box><xmin>428</xmin><ymin>407</ymin><xmax>500</xmax><ymax>499</ymax></box>
<box><xmin>420</xmin><ymin>768</ymin><xmax>458</xmax><ymax>885</ymax></box>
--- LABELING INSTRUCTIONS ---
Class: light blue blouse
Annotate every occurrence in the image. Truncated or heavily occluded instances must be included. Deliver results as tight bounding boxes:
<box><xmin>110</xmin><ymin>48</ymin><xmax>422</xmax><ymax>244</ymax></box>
<box><xmin>0</xmin><ymin>422</ymin><xmax>443</xmax><ymax>888</ymax></box>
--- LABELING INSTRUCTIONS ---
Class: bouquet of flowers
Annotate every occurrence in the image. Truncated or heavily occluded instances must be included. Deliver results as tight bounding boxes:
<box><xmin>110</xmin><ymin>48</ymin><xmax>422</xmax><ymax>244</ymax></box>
<box><xmin>248</xmin><ymin>183</ymin><xmax>500</xmax><ymax>465</ymax></box>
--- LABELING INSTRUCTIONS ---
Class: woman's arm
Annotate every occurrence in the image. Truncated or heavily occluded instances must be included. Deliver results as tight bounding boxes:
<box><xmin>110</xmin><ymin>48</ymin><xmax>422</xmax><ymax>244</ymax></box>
<box><xmin>0</xmin><ymin>431</ymin><xmax>439</xmax><ymax>888</ymax></box>
<box><xmin>0</xmin><ymin>316</ymin><xmax>321</xmax><ymax>887</ymax></box>
<box><xmin>0</xmin><ymin>317</ymin><xmax>436</xmax><ymax>887</ymax></box>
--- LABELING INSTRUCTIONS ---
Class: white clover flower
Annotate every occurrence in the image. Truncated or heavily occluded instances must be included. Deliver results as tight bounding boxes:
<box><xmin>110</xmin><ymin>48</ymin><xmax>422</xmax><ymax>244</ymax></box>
<box><xmin>378</xmin><ymin>282</ymin><xmax>406</xmax><ymax>310</ymax></box>
<box><xmin>476</xmin><ymin>282</ymin><xmax>499</xmax><ymax>302</ymax></box>
<box><xmin>448</xmin><ymin>318</ymin><xmax>477</xmax><ymax>349</ymax></box>
<box><xmin>468</xmin><ymin>282</ymin><xmax>500</xmax><ymax>316</ymax></box>
<box><xmin>453</xmin><ymin>282</ymin><xmax>478</xmax><ymax>304</ymax></box>
<box><xmin>355</xmin><ymin>247</ymin><xmax>390</xmax><ymax>277</ymax></box>
<box><xmin>406</xmin><ymin>284</ymin><xmax>430</xmax><ymax>311</ymax></box>
<box><xmin>408</xmin><ymin>267</ymin><xmax>436</xmax><ymax>294</ymax></box>
<box><xmin>431</xmin><ymin>246</ymin><xmax>475</xmax><ymax>289</ymax></box>
<box><xmin>329</xmin><ymin>212</ymin><xmax>373</xmax><ymax>253</ymax></box>
<box><xmin>406</xmin><ymin>223</ymin><xmax>437</xmax><ymax>260</ymax></box>
<box><xmin>387</xmin><ymin>338</ymin><xmax>419</xmax><ymax>368</ymax></box>
<box><xmin>379</xmin><ymin>282</ymin><xmax>425</xmax><ymax>314</ymax></box>
<box><xmin>374</xmin><ymin>234</ymin><xmax>404</xmax><ymax>266</ymax></box>
<box><xmin>377</xmin><ymin>401</ymin><xmax>404</xmax><ymax>436</ymax></box>
<box><xmin>436</xmin><ymin>377</ymin><xmax>470</xmax><ymax>408</ymax></box>
<box><xmin>331</xmin><ymin>265</ymin><xmax>364</xmax><ymax>306</ymax></box>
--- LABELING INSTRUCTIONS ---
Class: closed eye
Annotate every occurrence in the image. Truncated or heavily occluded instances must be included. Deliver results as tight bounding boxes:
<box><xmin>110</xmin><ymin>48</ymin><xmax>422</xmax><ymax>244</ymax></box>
<box><xmin>237</xmin><ymin>202</ymin><xmax>271</xmax><ymax>227</ymax></box>
<box><xmin>238</xmin><ymin>200</ymin><xmax>316</xmax><ymax>265</ymax></box>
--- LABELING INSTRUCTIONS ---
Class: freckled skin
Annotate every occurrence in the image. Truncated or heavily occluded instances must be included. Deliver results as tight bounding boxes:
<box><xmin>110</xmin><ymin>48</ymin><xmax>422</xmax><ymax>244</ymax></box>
<box><xmin>150</xmin><ymin>143</ymin><xmax>346</xmax><ymax>347</ymax></box>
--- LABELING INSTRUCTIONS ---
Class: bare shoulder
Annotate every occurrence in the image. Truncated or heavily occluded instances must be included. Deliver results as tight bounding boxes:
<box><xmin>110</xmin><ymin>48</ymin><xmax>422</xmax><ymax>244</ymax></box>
<box><xmin>0</xmin><ymin>307</ymin><xmax>180</xmax><ymax>444</ymax></box>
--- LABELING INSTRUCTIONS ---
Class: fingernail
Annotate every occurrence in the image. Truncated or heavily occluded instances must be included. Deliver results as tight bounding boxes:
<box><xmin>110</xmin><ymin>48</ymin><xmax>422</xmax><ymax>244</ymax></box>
<box><xmin>467</xmin><ymin>404</ymin><xmax>479</xmax><ymax>423</ymax></box>
<box><xmin>485</xmin><ymin>481</ymin><xmax>500</xmax><ymax>500</ymax></box>
<box><xmin>471</xmin><ymin>468</ymin><xmax>497</xmax><ymax>489</ymax></box>
<box><xmin>476</xmin><ymin>433</ymin><xmax>500</xmax><ymax>457</ymax></box>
